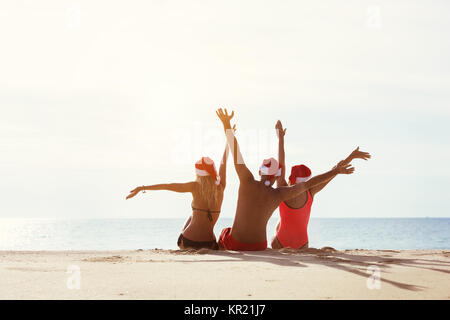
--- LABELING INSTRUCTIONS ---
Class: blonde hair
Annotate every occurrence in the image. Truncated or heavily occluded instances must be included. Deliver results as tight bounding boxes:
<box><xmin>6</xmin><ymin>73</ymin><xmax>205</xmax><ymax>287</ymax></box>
<box><xmin>195</xmin><ymin>175</ymin><xmax>221</xmax><ymax>208</ymax></box>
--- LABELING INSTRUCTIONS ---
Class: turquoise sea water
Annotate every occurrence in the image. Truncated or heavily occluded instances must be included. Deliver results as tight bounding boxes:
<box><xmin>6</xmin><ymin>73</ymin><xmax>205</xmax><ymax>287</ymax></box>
<box><xmin>0</xmin><ymin>218</ymin><xmax>448</xmax><ymax>251</ymax></box>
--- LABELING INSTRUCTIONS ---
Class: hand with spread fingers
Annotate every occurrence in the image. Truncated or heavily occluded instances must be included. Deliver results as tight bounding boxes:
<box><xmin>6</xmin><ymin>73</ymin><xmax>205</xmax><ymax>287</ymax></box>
<box><xmin>350</xmin><ymin>147</ymin><xmax>371</xmax><ymax>161</ymax></box>
<box><xmin>335</xmin><ymin>163</ymin><xmax>355</xmax><ymax>175</ymax></box>
<box><xmin>216</xmin><ymin>108</ymin><xmax>234</xmax><ymax>129</ymax></box>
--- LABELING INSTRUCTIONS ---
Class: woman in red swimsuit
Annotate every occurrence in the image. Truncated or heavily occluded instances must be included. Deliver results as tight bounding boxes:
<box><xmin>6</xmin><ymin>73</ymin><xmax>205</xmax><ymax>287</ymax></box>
<box><xmin>271</xmin><ymin>120</ymin><xmax>371</xmax><ymax>249</ymax></box>
<box><xmin>126</xmin><ymin>127</ymin><xmax>235</xmax><ymax>250</ymax></box>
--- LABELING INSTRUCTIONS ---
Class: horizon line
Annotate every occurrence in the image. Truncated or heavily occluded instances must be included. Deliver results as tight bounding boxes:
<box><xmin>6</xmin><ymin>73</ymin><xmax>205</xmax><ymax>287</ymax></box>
<box><xmin>0</xmin><ymin>217</ymin><xmax>448</xmax><ymax>220</ymax></box>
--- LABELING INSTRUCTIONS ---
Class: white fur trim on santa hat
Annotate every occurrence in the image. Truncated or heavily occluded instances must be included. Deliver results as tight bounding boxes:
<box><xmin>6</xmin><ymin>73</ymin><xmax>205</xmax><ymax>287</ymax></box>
<box><xmin>295</xmin><ymin>176</ymin><xmax>311</xmax><ymax>184</ymax></box>
<box><xmin>195</xmin><ymin>168</ymin><xmax>221</xmax><ymax>185</ymax></box>
<box><xmin>195</xmin><ymin>168</ymin><xmax>209</xmax><ymax>176</ymax></box>
<box><xmin>259</xmin><ymin>166</ymin><xmax>282</xmax><ymax>177</ymax></box>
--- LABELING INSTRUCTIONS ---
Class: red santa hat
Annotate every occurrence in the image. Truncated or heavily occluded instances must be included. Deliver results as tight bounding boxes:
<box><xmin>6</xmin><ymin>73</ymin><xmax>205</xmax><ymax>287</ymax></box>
<box><xmin>195</xmin><ymin>157</ymin><xmax>220</xmax><ymax>185</ymax></box>
<box><xmin>289</xmin><ymin>164</ymin><xmax>312</xmax><ymax>185</ymax></box>
<box><xmin>259</xmin><ymin>157</ymin><xmax>282</xmax><ymax>186</ymax></box>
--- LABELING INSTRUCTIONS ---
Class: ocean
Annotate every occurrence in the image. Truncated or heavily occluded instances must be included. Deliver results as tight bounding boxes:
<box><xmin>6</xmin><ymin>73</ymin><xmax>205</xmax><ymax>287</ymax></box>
<box><xmin>0</xmin><ymin>218</ymin><xmax>448</xmax><ymax>251</ymax></box>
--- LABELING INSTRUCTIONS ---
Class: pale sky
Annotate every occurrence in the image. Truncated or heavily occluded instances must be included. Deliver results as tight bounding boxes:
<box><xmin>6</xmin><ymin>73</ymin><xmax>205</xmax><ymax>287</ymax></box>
<box><xmin>1</xmin><ymin>0</ymin><xmax>449</xmax><ymax>219</ymax></box>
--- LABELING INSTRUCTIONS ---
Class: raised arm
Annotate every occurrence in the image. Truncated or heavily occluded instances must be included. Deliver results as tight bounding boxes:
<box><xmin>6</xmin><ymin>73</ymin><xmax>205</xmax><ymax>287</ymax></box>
<box><xmin>216</xmin><ymin>108</ymin><xmax>254</xmax><ymax>182</ymax></box>
<box><xmin>275</xmin><ymin>120</ymin><xmax>288</xmax><ymax>187</ymax></box>
<box><xmin>309</xmin><ymin>146</ymin><xmax>371</xmax><ymax>197</ymax></box>
<box><xmin>126</xmin><ymin>182</ymin><xmax>196</xmax><ymax>199</ymax></box>
<box><xmin>275</xmin><ymin>163</ymin><xmax>354</xmax><ymax>202</ymax></box>
<box><xmin>218</xmin><ymin>124</ymin><xmax>236</xmax><ymax>188</ymax></box>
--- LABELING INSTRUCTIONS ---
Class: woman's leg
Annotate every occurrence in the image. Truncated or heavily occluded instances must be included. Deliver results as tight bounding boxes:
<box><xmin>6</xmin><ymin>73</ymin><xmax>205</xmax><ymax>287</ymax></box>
<box><xmin>299</xmin><ymin>242</ymin><xmax>309</xmax><ymax>250</ymax></box>
<box><xmin>275</xmin><ymin>220</ymin><xmax>281</xmax><ymax>232</ymax></box>
<box><xmin>271</xmin><ymin>220</ymin><xmax>283</xmax><ymax>249</ymax></box>
<box><xmin>271</xmin><ymin>236</ymin><xmax>283</xmax><ymax>249</ymax></box>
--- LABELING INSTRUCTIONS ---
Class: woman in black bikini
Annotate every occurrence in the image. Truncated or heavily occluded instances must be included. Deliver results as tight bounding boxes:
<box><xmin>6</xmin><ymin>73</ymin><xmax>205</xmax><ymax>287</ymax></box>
<box><xmin>126</xmin><ymin>129</ymin><xmax>233</xmax><ymax>250</ymax></box>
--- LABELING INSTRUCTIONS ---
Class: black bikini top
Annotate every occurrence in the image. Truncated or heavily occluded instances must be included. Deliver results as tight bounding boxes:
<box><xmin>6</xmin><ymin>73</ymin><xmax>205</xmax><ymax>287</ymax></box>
<box><xmin>191</xmin><ymin>205</ymin><xmax>220</xmax><ymax>222</ymax></box>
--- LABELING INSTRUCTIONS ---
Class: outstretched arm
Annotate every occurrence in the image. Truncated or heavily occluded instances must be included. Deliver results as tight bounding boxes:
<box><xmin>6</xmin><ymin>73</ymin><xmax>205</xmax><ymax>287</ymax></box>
<box><xmin>309</xmin><ymin>147</ymin><xmax>371</xmax><ymax>197</ymax></box>
<box><xmin>216</xmin><ymin>108</ymin><xmax>254</xmax><ymax>182</ymax></box>
<box><xmin>218</xmin><ymin>124</ymin><xmax>236</xmax><ymax>188</ymax></box>
<box><xmin>275</xmin><ymin>163</ymin><xmax>354</xmax><ymax>202</ymax></box>
<box><xmin>275</xmin><ymin>120</ymin><xmax>288</xmax><ymax>187</ymax></box>
<box><xmin>126</xmin><ymin>182</ymin><xmax>196</xmax><ymax>199</ymax></box>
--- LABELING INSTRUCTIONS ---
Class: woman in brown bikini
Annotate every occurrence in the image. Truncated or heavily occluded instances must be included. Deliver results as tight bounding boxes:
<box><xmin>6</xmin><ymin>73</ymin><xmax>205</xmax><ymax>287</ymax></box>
<box><xmin>125</xmin><ymin>128</ymin><xmax>234</xmax><ymax>250</ymax></box>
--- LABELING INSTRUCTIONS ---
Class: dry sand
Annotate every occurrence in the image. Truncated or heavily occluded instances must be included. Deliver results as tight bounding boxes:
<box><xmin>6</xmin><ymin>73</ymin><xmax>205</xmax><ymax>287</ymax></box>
<box><xmin>0</xmin><ymin>248</ymin><xmax>449</xmax><ymax>299</ymax></box>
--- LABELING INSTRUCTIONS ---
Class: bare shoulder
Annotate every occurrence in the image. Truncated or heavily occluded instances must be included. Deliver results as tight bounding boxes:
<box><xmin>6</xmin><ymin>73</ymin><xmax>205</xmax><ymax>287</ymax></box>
<box><xmin>270</xmin><ymin>183</ymin><xmax>297</xmax><ymax>202</ymax></box>
<box><xmin>188</xmin><ymin>181</ymin><xmax>199</xmax><ymax>193</ymax></box>
<box><xmin>240</xmin><ymin>174</ymin><xmax>256</xmax><ymax>186</ymax></box>
<box><xmin>270</xmin><ymin>185</ymin><xmax>283</xmax><ymax>197</ymax></box>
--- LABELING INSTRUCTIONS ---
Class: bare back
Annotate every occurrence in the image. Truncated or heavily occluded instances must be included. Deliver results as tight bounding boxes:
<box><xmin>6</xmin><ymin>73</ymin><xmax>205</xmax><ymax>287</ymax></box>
<box><xmin>231</xmin><ymin>180</ymin><xmax>281</xmax><ymax>243</ymax></box>
<box><xmin>183</xmin><ymin>182</ymin><xmax>224</xmax><ymax>241</ymax></box>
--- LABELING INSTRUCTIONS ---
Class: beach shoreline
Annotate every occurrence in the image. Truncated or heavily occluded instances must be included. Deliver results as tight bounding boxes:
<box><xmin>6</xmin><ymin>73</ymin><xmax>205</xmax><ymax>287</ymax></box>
<box><xmin>0</xmin><ymin>249</ymin><xmax>448</xmax><ymax>300</ymax></box>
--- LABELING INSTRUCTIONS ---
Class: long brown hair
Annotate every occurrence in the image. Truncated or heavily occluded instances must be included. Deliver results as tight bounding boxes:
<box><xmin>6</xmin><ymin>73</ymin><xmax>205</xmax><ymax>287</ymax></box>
<box><xmin>195</xmin><ymin>175</ymin><xmax>221</xmax><ymax>208</ymax></box>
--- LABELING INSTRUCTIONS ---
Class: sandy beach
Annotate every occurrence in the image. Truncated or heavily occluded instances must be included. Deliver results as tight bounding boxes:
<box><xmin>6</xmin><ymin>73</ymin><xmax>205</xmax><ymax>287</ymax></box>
<box><xmin>0</xmin><ymin>248</ymin><xmax>448</xmax><ymax>300</ymax></box>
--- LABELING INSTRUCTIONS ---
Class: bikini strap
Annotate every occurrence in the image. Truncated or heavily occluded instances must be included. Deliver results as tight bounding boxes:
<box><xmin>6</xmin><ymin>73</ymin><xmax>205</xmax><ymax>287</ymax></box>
<box><xmin>191</xmin><ymin>206</ymin><xmax>220</xmax><ymax>214</ymax></box>
<box><xmin>191</xmin><ymin>206</ymin><xmax>220</xmax><ymax>222</ymax></box>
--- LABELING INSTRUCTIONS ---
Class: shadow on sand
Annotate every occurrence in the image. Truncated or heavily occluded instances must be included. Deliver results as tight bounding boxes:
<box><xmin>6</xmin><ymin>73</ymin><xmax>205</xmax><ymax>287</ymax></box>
<box><xmin>168</xmin><ymin>247</ymin><xmax>450</xmax><ymax>292</ymax></box>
